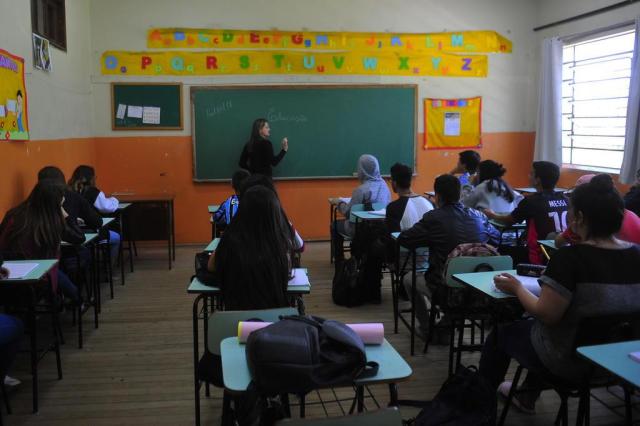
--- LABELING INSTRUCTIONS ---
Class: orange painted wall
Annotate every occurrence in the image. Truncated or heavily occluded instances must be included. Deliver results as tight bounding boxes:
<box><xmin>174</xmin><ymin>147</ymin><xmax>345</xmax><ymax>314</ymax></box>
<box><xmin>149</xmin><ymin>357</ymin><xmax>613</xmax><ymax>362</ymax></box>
<box><xmin>558</xmin><ymin>167</ymin><xmax>629</xmax><ymax>194</ymax></box>
<box><xmin>0</xmin><ymin>138</ymin><xmax>96</xmax><ymax>217</ymax></box>
<box><xmin>93</xmin><ymin>132</ymin><xmax>535</xmax><ymax>244</ymax></box>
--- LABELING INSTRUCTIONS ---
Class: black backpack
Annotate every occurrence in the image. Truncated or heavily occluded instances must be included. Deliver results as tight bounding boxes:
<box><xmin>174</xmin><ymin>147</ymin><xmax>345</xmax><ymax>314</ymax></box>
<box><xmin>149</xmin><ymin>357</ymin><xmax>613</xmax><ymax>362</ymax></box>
<box><xmin>332</xmin><ymin>257</ymin><xmax>365</xmax><ymax>307</ymax></box>
<box><xmin>246</xmin><ymin>315</ymin><xmax>378</xmax><ymax>396</ymax></box>
<box><xmin>193</xmin><ymin>251</ymin><xmax>218</xmax><ymax>286</ymax></box>
<box><xmin>404</xmin><ymin>366</ymin><xmax>496</xmax><ymax>426</ymax></box>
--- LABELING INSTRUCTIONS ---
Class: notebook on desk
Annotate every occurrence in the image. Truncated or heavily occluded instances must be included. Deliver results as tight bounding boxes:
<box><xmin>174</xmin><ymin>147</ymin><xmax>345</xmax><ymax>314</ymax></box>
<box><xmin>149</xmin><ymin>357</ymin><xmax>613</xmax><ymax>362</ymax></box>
<box><xmin>4</xmin><ymin>262</ymin><xmax>38</xmax><ymax>279</ymax></box>
<box><xmin>288</xmin><ymin>268</ymin><xmax>310</xmax><ymax>286</ymax></box>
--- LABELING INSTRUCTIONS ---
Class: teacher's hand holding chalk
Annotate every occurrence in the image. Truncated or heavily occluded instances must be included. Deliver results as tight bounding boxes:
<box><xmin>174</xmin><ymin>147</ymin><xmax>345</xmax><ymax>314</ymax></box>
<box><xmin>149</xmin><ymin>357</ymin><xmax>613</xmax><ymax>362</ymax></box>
<box><xmin>282</xmin><ymin>137</ymin><xmax>288</xmax><ymax>152</ymax></box>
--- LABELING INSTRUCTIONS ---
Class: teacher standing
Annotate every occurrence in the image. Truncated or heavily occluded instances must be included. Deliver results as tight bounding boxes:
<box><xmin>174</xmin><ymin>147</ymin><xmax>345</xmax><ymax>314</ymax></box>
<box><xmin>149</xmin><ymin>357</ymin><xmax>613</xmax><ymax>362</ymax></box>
<box><xmin>238</xmin><ymin>118</ymin><xmax>288</xmax><ymax>177</ymax></box>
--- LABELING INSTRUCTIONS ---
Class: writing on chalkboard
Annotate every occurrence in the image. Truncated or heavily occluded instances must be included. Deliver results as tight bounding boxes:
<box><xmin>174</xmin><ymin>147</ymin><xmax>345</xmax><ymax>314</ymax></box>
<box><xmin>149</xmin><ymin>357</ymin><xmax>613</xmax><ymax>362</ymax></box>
<box><xmin>267</xmin><ymin>107</ymin><xmax>308</xmax><ymax>123</ymax></box>
<box><xmin>206</xmin><ymin>100</ymin><xmax>233</xmax><ymax>117</ymax></box>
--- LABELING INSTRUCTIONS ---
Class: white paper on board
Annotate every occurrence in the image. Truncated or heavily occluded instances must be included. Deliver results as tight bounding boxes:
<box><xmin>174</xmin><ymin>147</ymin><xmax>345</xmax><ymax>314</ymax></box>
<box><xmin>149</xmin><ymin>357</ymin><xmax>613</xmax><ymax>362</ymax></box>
<box><xmin>444</xmin><ymin>112</ymin><xmax>461</xmax><ymax>136</ymax></box>
<box><xmin>0</xmin><ymin>105</ymin><xmax>5</xmax><ymax>117</ymax></box>
<box><xmin>6</xmin><ymin>100</ymin><xmax>16</xmax><ymax>113</ymax></box>
<box><xmin>127</xmin><ymin>105</ymin><xmax>143</xmax><ymax>118</ymax></box>
<box><xmin>116</xmin><ymin>104</ymin><xmax>126</xmax><ymax>119</ymax></box>
<box><xmin>142</xmin><ymin>106</ymin><xmax>161</xmax><ymax>124</ymax></box>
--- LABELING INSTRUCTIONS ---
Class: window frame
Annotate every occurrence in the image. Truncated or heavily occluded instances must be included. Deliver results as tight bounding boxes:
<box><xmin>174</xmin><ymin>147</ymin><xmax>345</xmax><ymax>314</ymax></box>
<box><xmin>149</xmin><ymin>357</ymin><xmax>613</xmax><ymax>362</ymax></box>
<box><xmin>561</xmin><ymin>28</ymin><xmax>635</xmax><ymax>174</ymax></box>
<box><xmin>31</xmin><ymin>0</ymin><xmax>67</xmax><ymax>52</ymax></box>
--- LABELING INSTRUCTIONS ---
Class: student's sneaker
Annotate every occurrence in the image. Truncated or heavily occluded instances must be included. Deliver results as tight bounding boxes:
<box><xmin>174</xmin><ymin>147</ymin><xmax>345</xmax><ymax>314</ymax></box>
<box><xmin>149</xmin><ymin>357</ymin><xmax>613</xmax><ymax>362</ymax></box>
<box><xmin>497</xmin><ymin>381</ymin><xmax>536</xmax><ymax>414</ymax></box>
<box><xmin>4</xmin><ymin>375</ymin><xmax>21</xmax><ymax>387</ymax></box>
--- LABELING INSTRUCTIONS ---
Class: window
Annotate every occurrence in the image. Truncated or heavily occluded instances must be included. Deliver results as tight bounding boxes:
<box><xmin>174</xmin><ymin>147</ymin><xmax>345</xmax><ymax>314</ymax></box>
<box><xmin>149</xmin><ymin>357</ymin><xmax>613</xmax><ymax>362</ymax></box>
<box><xmin>31</xmin><ymin>0</ymin><xmax>66</xmax><ymax>51</ymax></box>
<box><xmin>561</xmin><ymin>29</ymin><xmax>635</xmax><ymax>172</ymax></box>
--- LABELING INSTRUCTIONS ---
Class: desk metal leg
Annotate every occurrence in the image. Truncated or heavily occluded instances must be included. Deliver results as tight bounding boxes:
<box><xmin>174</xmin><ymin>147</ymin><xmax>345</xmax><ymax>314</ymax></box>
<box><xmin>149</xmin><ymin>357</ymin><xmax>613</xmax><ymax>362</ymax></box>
<box><xmin>171</xmin><ymin>200</ymin><xmax>176</xmax><ymax>262</ymax></box>
<box><xmin>29</xmin><ymin>288</ymin><xmax>38</xmax><ymax>413</ymax></box>
<box><xmin>167</xmin><ymin>201</ymin><xmax>172</xmax><ymax>270</ymax></box>
<box><xmin>388</xmin><ymin>383</ymin><xmax>399</xmax><ymax>407</ymax></box>
<box><xmin>356</xmin><ymin>386</ymin><xmax>364</xmax><ymax>412</ymax></box>
<box><xmin>118</xmin><ymin>210</ymin><xmax>126</xmax><ymax>285</ymax></box>
<box><xmin>410</xmin><ymin>249</ymin><xmax>416</xmax><ymax>356</ymax></box>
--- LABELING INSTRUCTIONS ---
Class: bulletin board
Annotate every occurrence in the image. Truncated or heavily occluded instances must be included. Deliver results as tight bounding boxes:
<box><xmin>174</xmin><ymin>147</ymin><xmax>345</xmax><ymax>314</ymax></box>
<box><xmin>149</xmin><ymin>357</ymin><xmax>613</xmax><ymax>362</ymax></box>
<box><xmin>111</xmin><ymin>82</ymin><xmax>183</xmax><ymax>130</ymax></box>
<box><xmin>424</xmin><ymin>97</ymin><xmax>481</xmax><ymax>149</ymax></box>
<box><xmin>0</xmin><ymin>49</ymin><xmax>29</xmax><ymax>141</ymax></box>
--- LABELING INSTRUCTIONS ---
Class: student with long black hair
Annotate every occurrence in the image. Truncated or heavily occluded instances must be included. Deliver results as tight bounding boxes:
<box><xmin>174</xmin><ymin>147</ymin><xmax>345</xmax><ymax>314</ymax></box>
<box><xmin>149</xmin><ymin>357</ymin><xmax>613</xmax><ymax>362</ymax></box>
<box><xmin>238</xmin><ymin>118</ymin><xmax>289</xmax><ymax>176</ymax></box>
<box><xmin>479</xmin><ymin>174</ymin><xmax>640</xmax><ymax>413</ymax></box>
<box><xmin>207</xmin><ymin>185</ymin><xmax>295</xmax><ymax>310</ymax></box>
<box><xmin>463</xmin><ymin>160</ymin><xmax>523</xmax><ymax>212</ymax></box>
<box><xmin>0</xmin><ymin>182</ymin><xmax>82</xmax><ymax>301</ymax></box>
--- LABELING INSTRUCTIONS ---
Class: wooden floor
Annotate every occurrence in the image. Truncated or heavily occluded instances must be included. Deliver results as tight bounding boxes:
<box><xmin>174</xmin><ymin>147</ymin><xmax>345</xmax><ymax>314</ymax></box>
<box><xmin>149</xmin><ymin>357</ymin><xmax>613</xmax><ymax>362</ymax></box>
<box><xmin>5</xmin><ymin>242</ymin><xmax>637</xmax><ymax>425</ymax></box>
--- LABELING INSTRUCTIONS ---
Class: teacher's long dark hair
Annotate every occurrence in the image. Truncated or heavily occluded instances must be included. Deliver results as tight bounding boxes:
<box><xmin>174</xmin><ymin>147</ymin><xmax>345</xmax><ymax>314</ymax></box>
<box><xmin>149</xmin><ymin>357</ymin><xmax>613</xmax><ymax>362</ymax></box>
<box><xmin>247</xmin><ymin>118</ymin><xmax>269</xmax><ymax>154</ymax></box>
<box><xmin>214</xmin><ymin>185</ymin><xmax>294</xmax><ymax>310</ymax></box>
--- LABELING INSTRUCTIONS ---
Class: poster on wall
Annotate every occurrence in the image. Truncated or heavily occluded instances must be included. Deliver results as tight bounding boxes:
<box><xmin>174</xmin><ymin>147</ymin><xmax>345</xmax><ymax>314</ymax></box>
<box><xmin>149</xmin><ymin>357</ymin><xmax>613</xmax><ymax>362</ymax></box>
<box><xmin>0</xmin><ymin>49</ymin><xmax>29</xmax><ymax>141</ymax></box>
<box><xmin>32</xmin><ymin>33</ymin><xmax>52</xmax><ymax>71</ymax></box>
<box><xmin>425</xmin><ymin>97</ymin><xmax>481</xmax><ymax>149</ymax></box>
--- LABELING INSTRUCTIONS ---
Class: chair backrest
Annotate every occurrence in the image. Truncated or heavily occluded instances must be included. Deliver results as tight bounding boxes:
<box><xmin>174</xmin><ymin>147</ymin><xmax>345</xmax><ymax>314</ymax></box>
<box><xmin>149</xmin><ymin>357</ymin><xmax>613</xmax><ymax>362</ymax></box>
<box><xmin>348</xmin><ymin>202</ymin><xmax>386</xmax><ymax>223</ymax></box>
<box><xmin>207</xmin><ymin>307</ymin><xmax>298</xmax><ymax>356</ymax></box>
<box><xmin>275</xmin><ymin>408</ymin><xmax>402</xmax><ymax>426</ymax></box>
<box><xmin>444</xmin><ymin>255</ymin><xmax>513</xmax><ymax>288</ymax></box>
<box><xmin>573</xmin><ymin>312</ymin><xmax>640</xmax><ymax>353</ymax></box>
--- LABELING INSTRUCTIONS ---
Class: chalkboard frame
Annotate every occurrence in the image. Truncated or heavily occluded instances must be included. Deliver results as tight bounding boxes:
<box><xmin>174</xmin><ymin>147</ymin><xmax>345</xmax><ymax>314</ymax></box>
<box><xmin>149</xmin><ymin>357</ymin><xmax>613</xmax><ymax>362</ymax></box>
<box><xmin>111</xmin><ymin>82</ymin><xmax>183</xmax><ymax>131</ymax></box>
<box><xmin>190</xmin><ymin>84</ymin><xmax>418</xmax><ymax>182</ymax></box>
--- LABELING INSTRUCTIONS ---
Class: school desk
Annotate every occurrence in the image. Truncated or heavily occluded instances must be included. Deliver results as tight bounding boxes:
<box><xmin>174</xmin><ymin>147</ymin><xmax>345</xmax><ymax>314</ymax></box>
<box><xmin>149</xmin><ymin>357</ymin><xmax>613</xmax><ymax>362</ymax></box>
<box><xmin>453</xmin><ymin>270</ymin><xmax>518</xmax><ymax>299</ymax></box>
<box><xmin>488</xmin><ymin>219</ymin><xmax>527</xmax><ymax>248</ymax></box>
<box><xmin>220</xmin><ymin>336</ymin><xmax>412</xmax><ymax>412</ymax></box>
<box><xmin>204</xmin><ymin>238</ymin><xmax>220</xmax><ymax>253</ymax></box>
<box><xmin>115</xmin><ymin>193</ymin><xmax>175</xmax><ymax>270</ymax></box>
<box><xmin>101</xmin><ymin>217</ymin><xmax>115</xmax><ymax>227</ymax></box>
<box><xmin>328</xmin><ymin>197</ymin><xmax>350</xmax><ymax>264</ymax></box>
<box><xmin>390</xmin><ymin>232</ymin><xmax>426</xmax><ymax>356</ymax></box>
<box><xmin>103</xmin><ymin>202</ymin><xmax>133</xmax><ymax>285</ymax></box>
<box><xmin>208</xmin><ymin>204</ymin><xmax>220</xmax><ymax>239</ymax></box>
<box><xmin>578</xmin><ymin>340</ymin><xmax>640</xmax><ymax>424</ymax></box>
<box><xmin>515</xmin><ymin>187</ymin><xmax>569</xmax><ymax>194</ymax></box>
<box><xmin>1</xmin><ymin>259</ymin><xmax>59</xmax><ymax>413</ymax></box>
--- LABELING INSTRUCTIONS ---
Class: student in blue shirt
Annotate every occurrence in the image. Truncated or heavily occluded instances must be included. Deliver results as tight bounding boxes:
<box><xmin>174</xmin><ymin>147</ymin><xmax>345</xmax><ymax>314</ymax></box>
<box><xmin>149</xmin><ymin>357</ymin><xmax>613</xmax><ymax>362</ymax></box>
<box><xmin>450</xmin><ymin>150</ymin><xmax>481</xmax><ymax>199</ymax></box>
<box><xmin>213</xmin><ymin>169</ymin><xmax>250</xmax><ymax>226</ymax></box>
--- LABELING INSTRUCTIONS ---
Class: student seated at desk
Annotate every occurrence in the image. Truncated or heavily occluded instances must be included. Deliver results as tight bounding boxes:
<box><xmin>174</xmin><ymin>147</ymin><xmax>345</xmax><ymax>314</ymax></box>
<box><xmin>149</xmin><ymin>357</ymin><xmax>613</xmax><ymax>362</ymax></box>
<box><xmin>398</xmin><ymin>174</ymin><xmax>499</xmax><ymax>337</ymax></box>
<box><xmin>462</xmin><ymin>160</ymin><xmax>523</xmax><ymax>213</ymax></box>
<box><xmin>207</xmin><ymin>185</ymin><xmax>294</xmax><ymax>310</ymax></box>
<box><xmin>479</xmin><ymin>174</ymin><xmax>640</xmax><ymax>414</ymax></box>
<box><xmin>556</xmin><ymin>174</ymin><xmax>640</xmax><ymax>247</ymax></box>
<box><xmin>0</xmin><ymin>313</ymin><xmax>23</xmax><ymax>390</ymax></box>
<box><xmin>485</xmin><ymin>161</ymin><xmax>568</xmax><ymax>264</ymax></box>
<box><xmin>0</xmin><ymin>182</ymin><xmax>83</xmax><ymax>302</ymax></box>
<box><xmin>623</xmin><ymin>168</ymin><xmax>640</xmax><ymax>217</ymax></box>
<box><xmin>449</xmin><ymin>150</ymin><xmax>481</xmax><ymax>199</ymax></box>
<box><xmin>213</xmin><ymin>169</ymin><xmax>250</xmax><ymax>226</ymax></box>
<box><xmin>330</xmin><ymin>154</ymin><xmax>391</xmax><ymax>261</ymax></box>
<box><xmin>68</xmin><ymin>165</ymin><xmax>121</xmax><ymax>261</ymax></box>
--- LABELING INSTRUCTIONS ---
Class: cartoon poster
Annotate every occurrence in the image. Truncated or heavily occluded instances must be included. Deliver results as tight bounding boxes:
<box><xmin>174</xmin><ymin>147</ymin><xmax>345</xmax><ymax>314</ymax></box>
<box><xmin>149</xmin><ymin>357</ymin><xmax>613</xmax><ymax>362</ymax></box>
<box><xmin>0</xmin><ymin>49</ymin><xmax>29</xmax><ymax>141</ymax></box>
<box><xmin>425</xmin><ymin>97</ymin><xmax>481</xmax><ymax>149</ymax></box>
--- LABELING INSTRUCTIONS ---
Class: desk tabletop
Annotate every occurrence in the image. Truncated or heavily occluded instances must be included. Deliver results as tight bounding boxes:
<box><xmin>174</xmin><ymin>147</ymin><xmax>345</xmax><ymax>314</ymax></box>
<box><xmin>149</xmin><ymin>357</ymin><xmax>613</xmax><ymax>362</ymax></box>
<box><xmin>577</xmin><ymin>340</ymin><xmax>640</xmax><ymax>388</ymax></box>
<box><xmin>1</xmin><ymin>259</ymin><xmax>58</xmax><ymax>282</ymax></box>
<box><xmin>220</xmin><ymin>336</ymin><xmax>412</xmax><ymax>392</ymax></box>
<box><xmin>62</xmin><ymin>232</ymin><xmax>100</xmax><ymax>247</ymax></box>
<box><xmin>102</xmin><ymin>217</ymin><xmax>115</xmax><ymax>227</ymax></box>
<box><xmin>114</xmin><ymin>193</ymin><xmax>175</xmax><ymax>202</ymax></box>
<box><xmin>453</xmin><ymin>269</ymin><xmax>518</xmax><ymax>299</ymax></box>
<box><xmin>489</xmin><ymin>219</ymin><xmax>526</xmax><ymax>230</ymax></box>
<box><xmin>352</xmin><ymin>210</ymin><xmax>386</xmax><ymax>220</ymax></box>
<box><xmin>515</xmin><ymin>187</ymin><xmax>568</xmax><ymax>194</ymax></box>
<box><xmin>188</xmin><ymin>269</ymin><xmax>311</xmax><ymax>295</ymax></box>
<box><xmin>204</xmin><ymin>238</ymin><xmax>220</xmax><ymax>252</ymax></box>
<box><xmin>117</xmin><ymin>202</ymin><xmax>132</xmax><ymax>210</ymax></box>
<box><xmin>538</xmin><ymin>239</ymin><xmax>557</xmax><ymax>251</ymax></box>
<box><xmin>208</xmin><ymin>205</ymin><xmax>220</xmax><ymax>214</ymax></box>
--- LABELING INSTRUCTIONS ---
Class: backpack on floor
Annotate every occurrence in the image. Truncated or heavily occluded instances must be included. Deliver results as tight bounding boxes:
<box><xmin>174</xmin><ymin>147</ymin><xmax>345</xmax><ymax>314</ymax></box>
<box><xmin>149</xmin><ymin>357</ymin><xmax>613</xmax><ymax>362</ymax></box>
<box><xmin>332</xmin><ymin>257</ymin><xmax>365</xmax><ymax>307</ymax></box>
<box><xmin>246</xmin><ymin>315</ymin><xmax>378</xmax><ymax>397</ymax></box>
<box><xmin>405</xmin><ymin>366</ymin><xmax>496</xmax><ymax>426</ymax></box>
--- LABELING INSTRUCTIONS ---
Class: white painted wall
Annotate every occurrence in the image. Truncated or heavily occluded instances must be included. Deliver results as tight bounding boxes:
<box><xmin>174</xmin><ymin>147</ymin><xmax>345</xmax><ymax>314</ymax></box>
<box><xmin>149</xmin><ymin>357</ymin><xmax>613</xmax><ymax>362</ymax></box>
<box><xmin>0</xmin><ymin>0</ymin><xmax>94</xmax><ymax>140</ymax></box>
<box><xmin>89</xmin><ymin>0</ymin><xmax>539</xmax><ymax>136</ymax></box>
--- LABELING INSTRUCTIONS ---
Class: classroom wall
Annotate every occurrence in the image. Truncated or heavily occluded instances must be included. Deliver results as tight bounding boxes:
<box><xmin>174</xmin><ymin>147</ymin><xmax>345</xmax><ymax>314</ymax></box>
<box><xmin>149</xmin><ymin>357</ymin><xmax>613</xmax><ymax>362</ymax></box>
<box><xmin>0</xmin><ymin>0</ymin><xmax>96</xmax><ymax>215</ymax></box>
<box><xmin>535</xmin><ymin>0</ymin><xmax>640</xmax><ymax>190</ymax></box>
<box><xmin>88</xmin><ymin>0</ymin><xmax>539</xmax><ymax>242</ymax></box>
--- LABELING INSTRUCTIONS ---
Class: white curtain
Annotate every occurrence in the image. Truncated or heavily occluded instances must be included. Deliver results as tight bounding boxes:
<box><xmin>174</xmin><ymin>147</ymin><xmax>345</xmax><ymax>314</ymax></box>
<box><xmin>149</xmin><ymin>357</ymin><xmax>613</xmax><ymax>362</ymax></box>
<box><xmin>619</xmin><ymin>17</ymin><xmax>640</xmax><ymax>185</ymax></box>
<box><xmin>533</xmin><ymin>37</ymin><xmax>563</xmax><ymax>165</ymax></box>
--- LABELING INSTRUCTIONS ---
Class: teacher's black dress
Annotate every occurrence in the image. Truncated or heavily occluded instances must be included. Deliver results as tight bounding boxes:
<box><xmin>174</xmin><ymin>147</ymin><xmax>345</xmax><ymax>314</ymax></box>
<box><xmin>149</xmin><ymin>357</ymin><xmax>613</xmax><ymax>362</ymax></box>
<box><xmin>238</xmin><ymin>139</ymin><xmax>286</xmax><ymax>176</ymax></box>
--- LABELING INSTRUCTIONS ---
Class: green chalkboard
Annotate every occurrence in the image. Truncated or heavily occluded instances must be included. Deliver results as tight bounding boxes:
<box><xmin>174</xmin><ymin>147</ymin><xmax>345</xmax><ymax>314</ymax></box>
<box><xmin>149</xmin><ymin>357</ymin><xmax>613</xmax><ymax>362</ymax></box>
<box><xmin>111</xmin><ymin>83</ymin><xmax>183</xmax><ymax>130</ymax></box>
<box><xmin>191</xmin><ymin>85</ymin><xmax>416</xmax><ymax>180</ymax></box>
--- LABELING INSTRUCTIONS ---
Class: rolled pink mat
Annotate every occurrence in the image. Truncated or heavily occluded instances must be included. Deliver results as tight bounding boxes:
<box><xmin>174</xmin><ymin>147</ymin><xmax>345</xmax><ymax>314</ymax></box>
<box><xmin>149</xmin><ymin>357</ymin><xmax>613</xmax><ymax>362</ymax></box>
<box><xmin>237</xmin><ymin>321</ymin><xmax>384</xmax><ymax>344</ymax></box>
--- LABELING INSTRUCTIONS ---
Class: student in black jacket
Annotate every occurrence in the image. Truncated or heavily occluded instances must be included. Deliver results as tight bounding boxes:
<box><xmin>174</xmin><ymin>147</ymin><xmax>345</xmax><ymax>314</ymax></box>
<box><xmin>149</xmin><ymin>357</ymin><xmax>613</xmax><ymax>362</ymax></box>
<box><xmin>238</xmin><ymin>118</ymin><xmax>288</xmax><ymax>176</ymax></box>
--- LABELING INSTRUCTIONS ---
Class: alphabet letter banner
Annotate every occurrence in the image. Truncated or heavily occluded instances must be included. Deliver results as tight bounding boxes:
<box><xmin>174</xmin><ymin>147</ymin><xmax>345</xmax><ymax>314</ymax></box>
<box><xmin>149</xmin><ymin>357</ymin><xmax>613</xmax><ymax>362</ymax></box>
<box><xmin>146</xmin><ymin>29</ymin><xmax>512</xmax><ymax>54</ymax></box>
<box><xmin>425</xmin><ymin>97</ymin><xmax>481</xmax><ymax>149</ymax></box>
<box><xmin>101</xmin><ymin>50</ymin><xmax>487</xmax><ymax>77</ymax></box>
<box><xmin>0</xmin><ymin>49</ymin><xmax>29</xmax><ymax>141</ymax></box>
